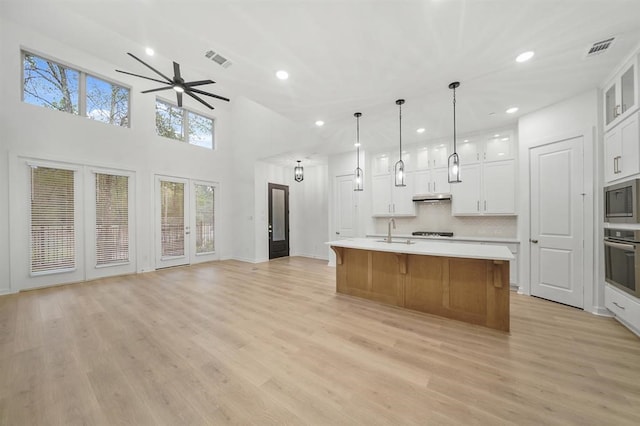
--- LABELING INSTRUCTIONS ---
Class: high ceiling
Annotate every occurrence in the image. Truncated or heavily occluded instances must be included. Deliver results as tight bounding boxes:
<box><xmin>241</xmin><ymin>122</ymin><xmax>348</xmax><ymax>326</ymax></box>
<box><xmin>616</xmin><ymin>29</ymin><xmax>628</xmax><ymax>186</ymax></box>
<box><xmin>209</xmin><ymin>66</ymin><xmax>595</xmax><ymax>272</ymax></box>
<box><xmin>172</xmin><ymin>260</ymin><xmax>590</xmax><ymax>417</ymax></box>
<box><xmin>3</xmin><ymin>0</ymin><xmax>640</xmax><ymax>159</ymax></box>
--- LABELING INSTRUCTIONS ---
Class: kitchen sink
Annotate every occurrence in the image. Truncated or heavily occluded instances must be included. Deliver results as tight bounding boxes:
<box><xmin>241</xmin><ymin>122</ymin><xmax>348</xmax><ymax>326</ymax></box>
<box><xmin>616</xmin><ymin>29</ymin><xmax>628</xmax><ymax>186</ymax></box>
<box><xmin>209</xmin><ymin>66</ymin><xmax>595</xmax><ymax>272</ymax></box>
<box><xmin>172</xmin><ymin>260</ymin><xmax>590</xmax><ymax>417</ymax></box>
<box><xmin>375</xmin><ymin>239</ymin><xmax>416</xmax><ymax>245</ymax></box>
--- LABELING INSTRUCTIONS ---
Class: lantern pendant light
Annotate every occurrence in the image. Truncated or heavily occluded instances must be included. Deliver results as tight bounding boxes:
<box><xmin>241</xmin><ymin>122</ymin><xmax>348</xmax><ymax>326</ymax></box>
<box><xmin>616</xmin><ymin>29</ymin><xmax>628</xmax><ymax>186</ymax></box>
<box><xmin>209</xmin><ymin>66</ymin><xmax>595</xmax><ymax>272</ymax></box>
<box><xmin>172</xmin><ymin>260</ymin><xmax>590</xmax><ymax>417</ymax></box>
<box><xmin>354</xmin><ymin>112</ymin><xmax>364</xmax><ymax>191</ymax></box>
<box><xmin>394</xmin><ymin>99</ymin><xmax>406</xmax><ymax>187</ymax></box>
<box><xmin>448</xmin><ymin>82</ymin><xmax>462</xmax><ymax>183</ymax></box>
<box><xmin>294</xmin><ymin>160</ymin><xmax>304</xmax><ymax>182</ymax></box>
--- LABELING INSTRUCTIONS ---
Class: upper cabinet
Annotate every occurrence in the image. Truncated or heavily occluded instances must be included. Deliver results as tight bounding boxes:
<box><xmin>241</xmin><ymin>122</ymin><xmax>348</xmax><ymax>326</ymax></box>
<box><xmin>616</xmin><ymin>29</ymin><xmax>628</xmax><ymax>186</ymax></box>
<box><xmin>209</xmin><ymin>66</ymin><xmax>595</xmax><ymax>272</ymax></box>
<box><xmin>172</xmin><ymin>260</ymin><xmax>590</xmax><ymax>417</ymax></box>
<box><xmin>457</xmin><ymin>131</ymin><xmax>515</xmax><ymax>165</ymax></box>
<box><xmin>604</xmin><ymin>56</ymin><xmax>638</xmax><ymax>132</ymax></box>
<box><xmin>604</xmin><ymin>111</ymin><xmax>640</xmax><ymax>183</ymax></box>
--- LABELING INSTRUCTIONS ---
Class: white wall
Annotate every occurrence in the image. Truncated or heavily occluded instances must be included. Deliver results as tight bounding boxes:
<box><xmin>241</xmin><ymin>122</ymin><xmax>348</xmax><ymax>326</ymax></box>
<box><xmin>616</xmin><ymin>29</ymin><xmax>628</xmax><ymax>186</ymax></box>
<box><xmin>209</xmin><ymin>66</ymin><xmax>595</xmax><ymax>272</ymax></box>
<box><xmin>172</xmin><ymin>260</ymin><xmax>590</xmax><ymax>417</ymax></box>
<box><xmin>230</xmin><ymin>97</ymin><xmax>325</xmax><ymax>263</ymax></box>
<box><xmin>0</xmin><ymin>18</ymin><xmax>234</xmax><ymax>293</ymax></box>
<box><xmin>518</xmin><ymin>89</ymin><xmax>601</xmax><ymax>313</ymax></box>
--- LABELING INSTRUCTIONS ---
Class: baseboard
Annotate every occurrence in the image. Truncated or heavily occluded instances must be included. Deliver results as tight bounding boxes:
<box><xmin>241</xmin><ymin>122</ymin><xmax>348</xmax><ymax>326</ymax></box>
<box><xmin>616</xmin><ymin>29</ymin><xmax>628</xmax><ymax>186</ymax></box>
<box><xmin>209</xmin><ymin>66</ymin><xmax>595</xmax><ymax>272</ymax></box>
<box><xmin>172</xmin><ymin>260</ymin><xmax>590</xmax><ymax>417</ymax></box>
<box><xmin>615</xmin><ymin>316</ymin><xmax>640</xmax><ymax>338</ymax></box>
<box><xmin>294</xmin><ymin>253</ymin><xmax>329</xmax><ymax>261</ymax></box>
<box><xmin>230</xmin><ymin>256</ymin><xmax>261</xmax><ymax>264</ymax></box>
<box><xmin>591</xmin><ymin>306</ymin><xmax>614</xmax><ymax>317</ymax></box>
<box><xmin>0</xmin><ymin>288</ymin><xmax>15</xmax><ymax>296</ymax></box>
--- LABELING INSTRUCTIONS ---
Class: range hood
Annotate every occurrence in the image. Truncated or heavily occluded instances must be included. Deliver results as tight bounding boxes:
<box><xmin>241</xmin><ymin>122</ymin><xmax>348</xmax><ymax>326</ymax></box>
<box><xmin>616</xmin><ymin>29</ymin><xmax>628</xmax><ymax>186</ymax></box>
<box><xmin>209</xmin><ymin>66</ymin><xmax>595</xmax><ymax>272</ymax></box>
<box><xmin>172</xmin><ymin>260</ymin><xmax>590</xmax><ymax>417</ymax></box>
<box><xmin>412</xmin><ymin>193</ymin><xmax>452</xmax><ymax>203</ymax></box>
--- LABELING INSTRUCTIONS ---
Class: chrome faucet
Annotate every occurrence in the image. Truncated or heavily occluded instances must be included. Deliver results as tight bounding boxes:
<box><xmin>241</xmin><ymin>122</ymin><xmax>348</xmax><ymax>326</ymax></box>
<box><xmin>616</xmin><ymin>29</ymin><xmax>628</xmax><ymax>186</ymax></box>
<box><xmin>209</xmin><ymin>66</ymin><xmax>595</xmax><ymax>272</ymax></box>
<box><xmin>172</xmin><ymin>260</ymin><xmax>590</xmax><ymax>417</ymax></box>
<box><xmin>387</xmin><ymin>218</ymin><xmax>396</xmax><ymax>243</ymax></box>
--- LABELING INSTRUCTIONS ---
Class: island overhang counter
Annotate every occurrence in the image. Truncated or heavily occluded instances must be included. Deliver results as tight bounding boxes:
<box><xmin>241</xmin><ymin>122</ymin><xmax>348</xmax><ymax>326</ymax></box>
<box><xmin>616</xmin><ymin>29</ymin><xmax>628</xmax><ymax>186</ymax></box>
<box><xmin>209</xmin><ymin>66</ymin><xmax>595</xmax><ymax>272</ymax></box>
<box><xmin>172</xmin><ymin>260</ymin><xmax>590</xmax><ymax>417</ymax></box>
<box><xmin>327</xmin><ymin>238</ymin><xmax>514</xmax><ymax>331</ymax></box>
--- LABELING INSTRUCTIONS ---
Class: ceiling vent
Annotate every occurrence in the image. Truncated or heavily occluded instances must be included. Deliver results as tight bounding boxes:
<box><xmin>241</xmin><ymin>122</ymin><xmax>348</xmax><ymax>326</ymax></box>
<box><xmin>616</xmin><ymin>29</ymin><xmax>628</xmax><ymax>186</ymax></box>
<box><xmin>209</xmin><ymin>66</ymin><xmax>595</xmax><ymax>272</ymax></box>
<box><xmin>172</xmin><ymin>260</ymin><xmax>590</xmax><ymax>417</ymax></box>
<box><xmin>585</xmin><ymin>37</ymin><xmax>615</xmax><ymax>58</ymax></box>
<box><xmin>204</xmin><ymin>50</ymin><xmax>232</xmax><ymax>69</ymax></box>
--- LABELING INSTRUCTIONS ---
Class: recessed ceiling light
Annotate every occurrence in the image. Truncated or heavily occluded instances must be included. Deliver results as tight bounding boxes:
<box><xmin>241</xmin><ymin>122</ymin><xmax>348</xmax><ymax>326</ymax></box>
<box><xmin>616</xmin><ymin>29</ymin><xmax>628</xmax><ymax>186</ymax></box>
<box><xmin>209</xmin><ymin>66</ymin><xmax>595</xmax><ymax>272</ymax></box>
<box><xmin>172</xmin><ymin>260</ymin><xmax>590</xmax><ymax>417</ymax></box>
<box><xmin>516</xmin><ymin>51</ymin><xmax>535</xmax><ymax>63</ymax></box>
<box><xmin>417</xmin><ymin>128</ymin><xmax>426</xmax><ymax>134</ymax></box>
<box><xmin>463</xmin><ymin>139</ymin><xmax>469</xmax><ymax>143</ymax></box>
<box><xmin>145</xmin><ymin>47</ymin><xmax>155</xmax><ymax>56</ymax></box>
<box><xmin>354</xmin><ymin>142</ymin><xmax>361</xmax><ymax>147</ymax></box>
<box><xmin>276</xmin><ymin>70</ymin><xmax>289</xmax><ymax>80</ymax></box>
<box><xmin>494</xmin><ymin>134</ymin><xmax>500</xmax><ymax>137</ymax></box>
<box><xmin>506</xmin><ymin>107</ymin><xmax>519</xmax><ymax>114</ymax></box>
<box><xmin>315</xmin><ymin>120</ymin><xmax>324</xmax><ymax>127</ymax></box>
<box><xmin>501</xmin><ymin>137</ymin><xmax>509</xmax><ymax>141</ymax></box>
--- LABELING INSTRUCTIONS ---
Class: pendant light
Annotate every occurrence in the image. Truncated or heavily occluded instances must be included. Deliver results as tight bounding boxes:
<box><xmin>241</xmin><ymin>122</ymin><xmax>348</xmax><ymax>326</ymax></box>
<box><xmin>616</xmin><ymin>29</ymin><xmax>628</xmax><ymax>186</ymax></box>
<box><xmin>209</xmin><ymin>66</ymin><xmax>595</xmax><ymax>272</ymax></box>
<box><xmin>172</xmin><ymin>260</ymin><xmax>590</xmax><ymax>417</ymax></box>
<box><xmin>448</xmin><ymin>82</ymin><xmax>462</xmax><ymax>183</ymax></box>
<box><xmin>294</xmin><ymin>160</ymin><xmax>304</xmax><ymax>182</ymax></box>
<box><xmin>354</xmin><ymin>112</ymin><xmax>364</xmax><ymax>191</ymax></box>
<box><xmin>394</xmin><ymin>99</ymin><xmax>406</xmax><ymax>187</ymax></box>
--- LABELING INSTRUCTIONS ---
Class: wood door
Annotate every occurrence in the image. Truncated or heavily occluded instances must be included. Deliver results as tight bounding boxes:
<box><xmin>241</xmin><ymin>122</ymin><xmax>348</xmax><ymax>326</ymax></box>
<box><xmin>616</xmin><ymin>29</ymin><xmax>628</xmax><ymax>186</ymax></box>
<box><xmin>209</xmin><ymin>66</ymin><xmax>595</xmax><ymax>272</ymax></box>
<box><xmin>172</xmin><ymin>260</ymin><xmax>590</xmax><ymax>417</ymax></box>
<box><xmin>268</xmin><ymin>183</ymin><xmax>289</xmax><ymax>259</ymax></box>
<box><xmin>335</xmin><ymin>174</ymin><xmax>356</xmax><ymax>239</ymax></box>
<box><xmin>156</xmin><ymin>176</ymin><xmax>190</xmax><ymax>268</ymax></box>
<box><xmin>530</xmin><ymin>137</ymin><xmax>584</xmax><ymax>308</ymax></box>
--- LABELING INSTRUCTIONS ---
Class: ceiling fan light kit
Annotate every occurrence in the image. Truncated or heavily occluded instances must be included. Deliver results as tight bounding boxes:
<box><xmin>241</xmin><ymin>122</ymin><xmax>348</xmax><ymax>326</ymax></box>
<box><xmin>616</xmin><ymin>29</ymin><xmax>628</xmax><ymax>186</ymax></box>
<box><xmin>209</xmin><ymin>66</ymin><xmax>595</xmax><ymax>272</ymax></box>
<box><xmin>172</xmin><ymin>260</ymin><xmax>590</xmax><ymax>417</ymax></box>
<box><xmin>115</xmin><ymin>52</ymin><xmax>230</xmax><ymax>110</ymax></box>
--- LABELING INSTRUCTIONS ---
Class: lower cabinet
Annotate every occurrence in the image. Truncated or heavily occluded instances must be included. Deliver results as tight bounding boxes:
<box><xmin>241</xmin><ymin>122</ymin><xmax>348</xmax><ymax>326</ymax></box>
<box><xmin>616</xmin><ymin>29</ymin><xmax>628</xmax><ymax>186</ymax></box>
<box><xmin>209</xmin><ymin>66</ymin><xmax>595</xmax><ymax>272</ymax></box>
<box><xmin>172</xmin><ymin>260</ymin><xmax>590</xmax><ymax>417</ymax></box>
<box><xmin>605</xmin><ymin>284</ymin><xmax>640</xmax><ymax>337</ymax></box>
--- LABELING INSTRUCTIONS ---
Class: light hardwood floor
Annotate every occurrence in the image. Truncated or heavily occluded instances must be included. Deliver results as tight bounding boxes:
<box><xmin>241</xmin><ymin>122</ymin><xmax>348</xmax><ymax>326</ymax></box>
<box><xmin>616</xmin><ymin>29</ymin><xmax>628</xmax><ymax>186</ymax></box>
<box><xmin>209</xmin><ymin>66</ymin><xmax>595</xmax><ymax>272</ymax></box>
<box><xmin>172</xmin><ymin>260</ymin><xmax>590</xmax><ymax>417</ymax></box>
<box><xmin>1</xmin><ymin>257</ymin><xmax>639</xmax><ymax>425</ymax></box>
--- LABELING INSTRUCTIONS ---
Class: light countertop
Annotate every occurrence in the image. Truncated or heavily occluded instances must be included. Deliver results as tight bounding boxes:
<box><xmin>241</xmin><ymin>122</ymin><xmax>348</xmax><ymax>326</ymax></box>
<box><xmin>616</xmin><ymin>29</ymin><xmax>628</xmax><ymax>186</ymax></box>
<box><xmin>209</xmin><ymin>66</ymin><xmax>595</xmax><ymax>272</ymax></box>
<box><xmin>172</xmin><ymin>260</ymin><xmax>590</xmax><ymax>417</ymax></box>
<box><xmin>327</xmin><ymin>238</ymin><xmax>514</xmax><ymax>261</ymax></box>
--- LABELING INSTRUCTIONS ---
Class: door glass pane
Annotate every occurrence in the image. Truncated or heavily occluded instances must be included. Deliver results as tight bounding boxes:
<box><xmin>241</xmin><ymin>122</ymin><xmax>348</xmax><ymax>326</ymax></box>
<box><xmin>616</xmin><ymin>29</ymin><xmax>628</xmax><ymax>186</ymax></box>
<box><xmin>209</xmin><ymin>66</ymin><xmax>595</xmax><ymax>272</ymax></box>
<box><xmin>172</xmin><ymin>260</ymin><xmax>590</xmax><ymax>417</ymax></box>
<box><xmin>621</xmin><ymin>65</ymin><xmax>635</xmax><ymax>113</ymax></box>
<box><xmin>195</xmin><ymin>184</ymin><xmax>215</xmax><ymax>254</ymax></box>
<box><xmin>272</xmin><ymin>188</ymin><xmax>285</xmax><ymax>241</ymax></box>
<box><xmin>30</xmin><ymin>167</ymin><xmax>75</xmax><ymax>273</ymax></box>
<box><xmin>605</xmin><ymin>84</ymin><xmax>616</xmax><ymax>125</ymax></box>
<box><xmin>161</xmin><ymin>181</ymin><xmax>184</xmax><ymax>257</ymax></box>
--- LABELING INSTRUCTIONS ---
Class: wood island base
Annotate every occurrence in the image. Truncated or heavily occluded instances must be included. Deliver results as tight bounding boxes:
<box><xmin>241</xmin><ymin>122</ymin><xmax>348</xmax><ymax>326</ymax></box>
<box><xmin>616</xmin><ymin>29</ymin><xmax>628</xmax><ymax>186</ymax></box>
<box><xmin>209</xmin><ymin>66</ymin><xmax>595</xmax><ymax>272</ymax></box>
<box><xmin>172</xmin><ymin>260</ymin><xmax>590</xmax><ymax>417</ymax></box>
<box><xmin>331</xmin><ymin>246</ymin><xmax>510</xmax><ymax>331</ymax></box>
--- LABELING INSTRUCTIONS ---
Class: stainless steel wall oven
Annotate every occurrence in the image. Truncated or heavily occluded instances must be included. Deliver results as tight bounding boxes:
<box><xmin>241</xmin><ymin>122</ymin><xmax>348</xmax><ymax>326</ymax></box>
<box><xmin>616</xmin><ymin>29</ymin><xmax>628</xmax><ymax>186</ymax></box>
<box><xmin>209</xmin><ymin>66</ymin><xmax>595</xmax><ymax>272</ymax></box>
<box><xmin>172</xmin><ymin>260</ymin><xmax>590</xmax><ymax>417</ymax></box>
<box><xmin>604</xmin><ymin>229</ymin><xmax>640</xmax><ymax>298</ymax></box>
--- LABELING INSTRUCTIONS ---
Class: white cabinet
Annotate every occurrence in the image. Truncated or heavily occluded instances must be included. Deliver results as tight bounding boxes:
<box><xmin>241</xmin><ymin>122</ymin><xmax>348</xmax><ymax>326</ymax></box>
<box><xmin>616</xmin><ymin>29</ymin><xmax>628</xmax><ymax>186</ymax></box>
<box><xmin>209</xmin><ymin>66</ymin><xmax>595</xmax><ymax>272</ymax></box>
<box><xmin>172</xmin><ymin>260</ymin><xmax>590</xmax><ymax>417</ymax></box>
<box><xmin>605</xmin><ymin>284</ymin><xmax>640</xmax><ymax>337</ymax></box>
<box><xmin>604</xmin><ymin>111</ymin><xmax>640</xmax><ymax>183</ymax></box>
<box><xmin>371</xmin><ymin>173</ymin><xmax>416</xmax><ymax>217</ymax></box>
<box><xmin>456</xmin><ymin>132</ymin><xmax>514</xmax><ymax>165</ymax></box>
<box><xmin>414</xmin><ymin>168</ymin><xmax>450</xmax><ymax>194</ymax></box>
<box><xmin>604</xmin><ymin>57</ymin><xmax>638</xmax><ymax>132</ymax></box>
<box><xmin>429</xmin><ymin>145</ymin><xmax>449</xmax><ymax>168</ymax></box>
<box><xmin>452</xmin><ymin>160</ymin><xmax>516</xmax><ymax>215</ymax></box>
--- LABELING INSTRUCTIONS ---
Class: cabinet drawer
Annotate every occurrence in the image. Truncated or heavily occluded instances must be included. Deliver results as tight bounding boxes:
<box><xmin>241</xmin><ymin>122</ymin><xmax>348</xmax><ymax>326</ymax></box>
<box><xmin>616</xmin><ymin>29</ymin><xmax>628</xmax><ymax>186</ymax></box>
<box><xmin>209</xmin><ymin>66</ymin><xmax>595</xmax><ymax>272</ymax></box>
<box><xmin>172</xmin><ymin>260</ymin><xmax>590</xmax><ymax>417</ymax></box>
<box><xmin>605</xmin><ymin>284</ymin><xmax>640</xmax><ymax>333</ymax></box>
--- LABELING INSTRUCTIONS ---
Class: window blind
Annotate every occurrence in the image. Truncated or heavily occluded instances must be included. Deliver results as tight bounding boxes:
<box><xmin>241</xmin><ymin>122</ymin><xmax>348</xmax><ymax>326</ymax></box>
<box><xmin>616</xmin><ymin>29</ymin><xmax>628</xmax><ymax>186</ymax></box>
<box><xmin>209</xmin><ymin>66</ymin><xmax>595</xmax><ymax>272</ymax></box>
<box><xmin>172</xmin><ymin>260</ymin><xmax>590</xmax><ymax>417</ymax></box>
<box><xmin>160</xmin><ymin>181</ymin><xmax>185</xmax><ymax>257</ymax></box>
<box><xmin>31</xmin><ymin>166</ymin><xmax>75</xmax><ymax>273</ymax></box>
<box><xmin>195</xmin><ymin>184</ymin><xmax>215</xmax><ymax>254</ymax></box>
<box><xmin>96</xmin><ymin>173</ymin><xmax>129</xmax><ymax>266</ymax></box>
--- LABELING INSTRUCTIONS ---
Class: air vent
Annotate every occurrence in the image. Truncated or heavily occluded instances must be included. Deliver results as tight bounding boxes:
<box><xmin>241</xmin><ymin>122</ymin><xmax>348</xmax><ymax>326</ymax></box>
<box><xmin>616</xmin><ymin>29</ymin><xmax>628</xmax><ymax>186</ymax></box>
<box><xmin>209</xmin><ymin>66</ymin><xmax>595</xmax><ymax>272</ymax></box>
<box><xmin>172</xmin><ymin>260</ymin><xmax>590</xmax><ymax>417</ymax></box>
<box><xmin>204</xmin><ymin>50</ymin><xmax>232</xmax><ymax>69</ymax></box>
<box><xmin>585</xmin><ymin>37</ymin><xmax>615</xmax><ymax>58</ymax></box>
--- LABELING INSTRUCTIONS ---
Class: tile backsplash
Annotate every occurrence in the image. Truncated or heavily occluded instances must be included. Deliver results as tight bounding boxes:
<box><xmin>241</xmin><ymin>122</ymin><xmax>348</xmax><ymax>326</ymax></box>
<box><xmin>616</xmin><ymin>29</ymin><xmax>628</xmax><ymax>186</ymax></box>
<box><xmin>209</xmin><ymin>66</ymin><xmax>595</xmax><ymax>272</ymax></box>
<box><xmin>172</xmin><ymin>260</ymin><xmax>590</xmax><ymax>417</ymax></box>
<box><xmin>373</xmin><ymin>203</ymin><xmax>517</xmax><ymax>238</ymax></box>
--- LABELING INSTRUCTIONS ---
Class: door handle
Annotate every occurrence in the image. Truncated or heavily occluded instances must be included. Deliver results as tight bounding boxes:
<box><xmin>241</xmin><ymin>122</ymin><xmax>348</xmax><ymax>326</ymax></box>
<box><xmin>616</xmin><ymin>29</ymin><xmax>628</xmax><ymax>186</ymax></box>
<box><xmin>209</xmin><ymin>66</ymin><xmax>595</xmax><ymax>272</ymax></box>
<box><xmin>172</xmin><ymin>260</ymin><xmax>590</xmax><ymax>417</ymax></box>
<box><xmin>530</xmin><ymin>239</ymin><xmax>538</xmax><ymax>243</ymax></box>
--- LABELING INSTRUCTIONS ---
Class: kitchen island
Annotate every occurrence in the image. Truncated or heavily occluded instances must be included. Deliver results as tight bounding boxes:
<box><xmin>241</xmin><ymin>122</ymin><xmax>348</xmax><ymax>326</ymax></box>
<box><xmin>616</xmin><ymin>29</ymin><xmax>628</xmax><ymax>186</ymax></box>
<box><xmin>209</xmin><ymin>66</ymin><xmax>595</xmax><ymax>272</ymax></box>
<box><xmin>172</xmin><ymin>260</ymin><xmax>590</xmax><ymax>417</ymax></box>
<box><xmin>328</xmin><ymin>238</ymin><xmax>514</xmax><ymax>331</ymax></box>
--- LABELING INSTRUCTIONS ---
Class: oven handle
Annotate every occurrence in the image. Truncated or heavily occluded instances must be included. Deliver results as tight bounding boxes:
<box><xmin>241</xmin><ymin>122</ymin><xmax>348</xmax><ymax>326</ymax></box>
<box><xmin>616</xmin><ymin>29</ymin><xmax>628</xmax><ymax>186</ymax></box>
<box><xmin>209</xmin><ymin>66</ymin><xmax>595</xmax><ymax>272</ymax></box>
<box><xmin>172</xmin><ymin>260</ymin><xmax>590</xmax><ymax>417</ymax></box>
<box><xmin>604</xmin><ymin>240</ymin><xmax>636</xmax><ymax>251</ymax></box>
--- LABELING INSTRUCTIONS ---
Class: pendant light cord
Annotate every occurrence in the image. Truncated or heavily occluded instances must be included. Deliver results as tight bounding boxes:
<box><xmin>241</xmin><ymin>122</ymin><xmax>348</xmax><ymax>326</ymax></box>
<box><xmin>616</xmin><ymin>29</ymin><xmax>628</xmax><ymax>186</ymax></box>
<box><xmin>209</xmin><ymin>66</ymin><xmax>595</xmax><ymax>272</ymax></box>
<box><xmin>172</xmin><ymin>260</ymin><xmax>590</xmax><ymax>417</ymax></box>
<box><xmin>452</xmin><ymin>86</ymin><xmax>457</xmax><ymax>154</ymax></box>
<box><xmin>399</xmin><ymin>102</ymin><xmax>403</xmax><ymax>160</ymax></box>
<box><xmin>356</xmin><ymin>114</ymin><xmax>360</xmax><ymax>168</ymax></box>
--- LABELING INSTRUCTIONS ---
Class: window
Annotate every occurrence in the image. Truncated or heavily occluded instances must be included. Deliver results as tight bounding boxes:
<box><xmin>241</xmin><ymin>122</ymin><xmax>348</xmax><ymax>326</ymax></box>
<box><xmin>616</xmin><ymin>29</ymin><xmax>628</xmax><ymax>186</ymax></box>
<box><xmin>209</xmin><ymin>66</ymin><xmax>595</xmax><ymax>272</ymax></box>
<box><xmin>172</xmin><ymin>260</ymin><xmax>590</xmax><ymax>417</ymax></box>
<box><xmin>22</xmin><ymin>51</ymin><xmax>130</xmax><ymax>127</ymax></box>
<box><xmin>30</xmin><ymin>166</ymin><xmax>75</xmax><ymax>274</ymax></box>
<box><xmin>86</xmin><ymin>75</ymin><xmax>129</xmax><ymax>126</ymax></box>
<box><xmin>96</xmin><ymin>173</ymin><xmax>129</xmax><ymax>266</ymax></box>
<box><xmin>195</xmin><ymin>184</ymin><xmax>215</xmax><ymax>254</ymax></box>
<box><xmin>23</xmin><ymin>53</ymin><xmax>80</xmax><ymax>114</ymax></box>
<box><xmin>155</xmin><ymin>99</ymin><xmax>214</xmax><ymax>149</ymax></box>
<box><xmin>160</xmin><ymin>181</ymin><xmax>185</xmax><ymax>257</ymax></box>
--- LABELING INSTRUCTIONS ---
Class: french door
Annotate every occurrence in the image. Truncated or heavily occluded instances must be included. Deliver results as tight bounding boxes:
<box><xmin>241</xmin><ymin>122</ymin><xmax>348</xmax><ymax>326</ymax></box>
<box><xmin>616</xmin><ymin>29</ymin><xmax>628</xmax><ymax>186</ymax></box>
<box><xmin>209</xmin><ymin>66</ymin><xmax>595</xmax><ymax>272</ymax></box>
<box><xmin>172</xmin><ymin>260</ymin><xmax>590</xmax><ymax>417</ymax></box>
<box><xmin>155</xmin><ymin>175</ymin><xmax>218</xmax><ymax>269</ymax></box>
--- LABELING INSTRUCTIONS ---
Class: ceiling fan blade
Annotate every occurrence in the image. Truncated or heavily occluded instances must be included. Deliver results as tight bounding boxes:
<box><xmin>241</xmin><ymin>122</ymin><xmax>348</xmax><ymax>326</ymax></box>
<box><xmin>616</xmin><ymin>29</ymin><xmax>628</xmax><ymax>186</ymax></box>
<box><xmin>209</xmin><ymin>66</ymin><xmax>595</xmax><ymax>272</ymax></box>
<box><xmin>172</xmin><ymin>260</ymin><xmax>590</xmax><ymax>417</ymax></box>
<box><xmin>173</xmin><ymin>62</ymin><xmax>181</xmax><ymax>81</ymax></box>
<box><xmin>188</xmin><ymin>87</ymin><xmax>230</xmax><ymax>102</ymax></box>
<box><xmin>141</xmin><ymin>86</ymin><xmax>173</xmax><ymax>94</ymax></box>
<box><xmin>115</xmin><ymin>70</ymin><xmax>169</xmax><ymax>85</ymax></box>
<box><xmin>184</xmin><ymin>79</ymin><xmax>215</xmax><ymax>87</ymax></box>
<box><xmin>126</xmin><ymin>52</ymin><xmax>173</xmax><ymax>83</ymax></box>
<box><xmin>177</xmin><ymin>91</ymin><xmax>183</xmax><ymax>107</ymax></box>
<box><xmin>185</xmin><ymin>91</ymin><xmax>214</xmax><ymax>110</ymax></box>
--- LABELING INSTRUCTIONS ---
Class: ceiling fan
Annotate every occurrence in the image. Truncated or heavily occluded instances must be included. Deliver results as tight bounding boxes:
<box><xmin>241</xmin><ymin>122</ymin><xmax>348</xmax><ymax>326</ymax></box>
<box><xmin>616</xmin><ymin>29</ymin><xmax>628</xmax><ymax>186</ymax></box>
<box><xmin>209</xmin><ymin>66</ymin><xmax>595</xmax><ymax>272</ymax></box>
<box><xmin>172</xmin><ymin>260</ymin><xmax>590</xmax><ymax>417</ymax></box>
<box><xmin>116</xmin><ymin>52</ymin><xmax>230</xmax><ymax>110</ymax></box>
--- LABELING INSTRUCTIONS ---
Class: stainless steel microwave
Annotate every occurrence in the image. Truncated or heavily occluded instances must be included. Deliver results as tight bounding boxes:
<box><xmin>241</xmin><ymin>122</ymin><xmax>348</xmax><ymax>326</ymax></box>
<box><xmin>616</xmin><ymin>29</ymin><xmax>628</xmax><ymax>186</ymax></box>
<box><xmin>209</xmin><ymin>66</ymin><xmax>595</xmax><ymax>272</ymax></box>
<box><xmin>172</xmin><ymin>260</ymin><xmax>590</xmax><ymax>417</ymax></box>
<box><xmin>605</xmin><ymin>179</ymin><xmax>640</xmax><ymax>223</ymax></box>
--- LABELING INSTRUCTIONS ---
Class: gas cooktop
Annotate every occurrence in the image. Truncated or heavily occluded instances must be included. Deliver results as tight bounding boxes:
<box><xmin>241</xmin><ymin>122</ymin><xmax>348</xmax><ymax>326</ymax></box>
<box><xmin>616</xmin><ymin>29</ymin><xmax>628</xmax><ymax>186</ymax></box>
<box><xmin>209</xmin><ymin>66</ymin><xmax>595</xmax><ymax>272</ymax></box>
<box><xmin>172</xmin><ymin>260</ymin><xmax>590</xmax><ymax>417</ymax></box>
<box><xmin>412</xmin><ymin>231</ymin><xmax>454</xmax><ymax>237</ymax></box>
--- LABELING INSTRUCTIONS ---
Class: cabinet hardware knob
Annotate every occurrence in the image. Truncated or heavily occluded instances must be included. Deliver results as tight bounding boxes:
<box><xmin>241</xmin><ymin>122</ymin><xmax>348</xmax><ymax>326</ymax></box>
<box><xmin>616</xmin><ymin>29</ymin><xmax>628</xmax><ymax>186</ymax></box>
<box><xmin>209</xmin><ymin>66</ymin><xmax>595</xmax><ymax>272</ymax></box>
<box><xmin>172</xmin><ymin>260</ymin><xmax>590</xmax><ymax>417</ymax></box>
<box><xmin>336</xmin><ymin>232</ymin><xmax>340</xmax><ymax>235</ymax></box>
<box><xmin>530</xmin><ymin>239</ymin><xmax>538</xmax><ymax>243</ymax></box>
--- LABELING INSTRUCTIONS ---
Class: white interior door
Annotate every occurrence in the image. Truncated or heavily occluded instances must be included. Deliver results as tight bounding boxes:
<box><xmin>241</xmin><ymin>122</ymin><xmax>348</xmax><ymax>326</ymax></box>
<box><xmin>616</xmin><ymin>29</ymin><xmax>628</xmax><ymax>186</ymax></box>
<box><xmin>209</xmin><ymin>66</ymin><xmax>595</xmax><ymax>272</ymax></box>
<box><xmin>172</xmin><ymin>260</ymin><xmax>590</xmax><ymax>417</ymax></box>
<box><xmin>335</xmin><ymin>174</ymin><xmax>356</xmax><ymax>239</ymax></box>
<box><xmin>530</xmin><ymin>137</ymin><xmax>584</xmax><ymax>308</ymax></box>
<box><xmin>156</xmin><ymin>176</ymin><xmax>190</xmax><ymax>268</ymax></box>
